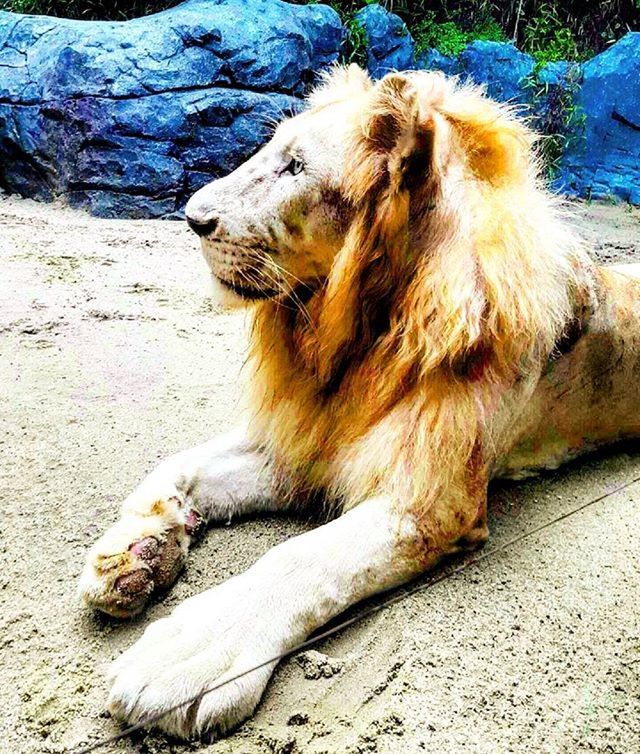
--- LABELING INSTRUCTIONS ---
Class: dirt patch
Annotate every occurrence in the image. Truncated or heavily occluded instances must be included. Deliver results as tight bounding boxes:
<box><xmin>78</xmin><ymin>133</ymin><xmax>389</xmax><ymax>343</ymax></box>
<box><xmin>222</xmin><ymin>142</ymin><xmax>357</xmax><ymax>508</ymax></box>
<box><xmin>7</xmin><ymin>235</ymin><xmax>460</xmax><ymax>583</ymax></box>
<box><xmin>1</xmin><ymin>193</ymin><xmax>639</xmax><ymax>754</ymax></box>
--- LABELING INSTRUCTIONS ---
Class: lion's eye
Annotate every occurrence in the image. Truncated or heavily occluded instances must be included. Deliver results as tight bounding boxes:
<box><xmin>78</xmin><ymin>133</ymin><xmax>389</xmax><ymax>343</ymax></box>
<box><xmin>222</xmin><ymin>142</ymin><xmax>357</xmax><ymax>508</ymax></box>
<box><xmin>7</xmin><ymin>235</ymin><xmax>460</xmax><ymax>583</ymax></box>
<box><xmin>285</xmin><ymin>157</ymin><xmax>304</xmax><ymax>176</ymax></box>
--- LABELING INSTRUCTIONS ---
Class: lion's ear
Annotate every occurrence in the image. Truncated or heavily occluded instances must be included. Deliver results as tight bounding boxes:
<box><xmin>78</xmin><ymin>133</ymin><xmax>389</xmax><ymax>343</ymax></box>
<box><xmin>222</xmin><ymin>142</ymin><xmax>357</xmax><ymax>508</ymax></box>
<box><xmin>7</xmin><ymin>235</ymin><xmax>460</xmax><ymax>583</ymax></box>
<box><xmin>357</xmin><ymin>73</ymin><xmax>439</xmax><ymax>196</ymax></box>
<box><xmin>441</xmin><ymin>87</ymin><xmax>532</xmax><ymax>184</ymax></box>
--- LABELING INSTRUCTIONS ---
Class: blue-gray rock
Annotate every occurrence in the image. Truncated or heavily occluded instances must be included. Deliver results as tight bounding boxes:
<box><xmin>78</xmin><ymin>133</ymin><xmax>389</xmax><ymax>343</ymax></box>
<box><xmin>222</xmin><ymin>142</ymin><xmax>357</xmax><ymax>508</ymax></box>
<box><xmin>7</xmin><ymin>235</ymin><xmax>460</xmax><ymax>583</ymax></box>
<box><xmin>2</xmin><ymin>1</ymin><xmax>639</xmax><ymax>215</ymax></box>
<box><xmin>0</xmin><ymin>0</ymin><xmax>343</xmax><ymax>218</ymax></box>
<box><xmin>558</xmin><ymin>32</ymin><xmax>640</xmax><ymax>204</ymax></box>
<box><xmin>458</xmin><ymin>41</ymin><xmax>534</xmax><ymax>103</ymax></box>
<box><xmin>354</xmin><ymin>4</ymin><xmax>413</xmax><ymax>79</ymax></box>
<box><xmin>537</xmin><ymin>60</ymin><xmax>573</xmax><ymax>86</ymax></box>
<box><xmin>414</xmin><ymin>48</ymin><xmax>460</xmax><ymax>77</ymax></box>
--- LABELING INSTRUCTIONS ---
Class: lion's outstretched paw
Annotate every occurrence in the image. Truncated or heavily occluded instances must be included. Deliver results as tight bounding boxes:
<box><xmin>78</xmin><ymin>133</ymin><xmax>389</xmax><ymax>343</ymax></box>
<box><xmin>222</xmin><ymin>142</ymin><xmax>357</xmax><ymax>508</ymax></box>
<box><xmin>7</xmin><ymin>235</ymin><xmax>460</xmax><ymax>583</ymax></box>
<box><xmin>106</xmin><ymin>579</ymin><xmax>284</xmax><ymax>739</ymax></box>
<box><xmin>79</xmin><ymin>497</ymin><xmax>205</xmax><ymax>618</ymax></box>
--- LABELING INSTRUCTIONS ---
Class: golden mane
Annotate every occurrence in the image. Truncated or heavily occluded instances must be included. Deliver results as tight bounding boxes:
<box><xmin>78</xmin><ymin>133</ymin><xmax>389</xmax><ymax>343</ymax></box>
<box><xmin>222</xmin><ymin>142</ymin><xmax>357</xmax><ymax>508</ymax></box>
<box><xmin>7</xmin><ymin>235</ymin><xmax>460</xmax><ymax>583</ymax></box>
<box><xmin>246</xmin><ymin>67</ymin><xmax>595</xmax><ymax>527</ymax></box>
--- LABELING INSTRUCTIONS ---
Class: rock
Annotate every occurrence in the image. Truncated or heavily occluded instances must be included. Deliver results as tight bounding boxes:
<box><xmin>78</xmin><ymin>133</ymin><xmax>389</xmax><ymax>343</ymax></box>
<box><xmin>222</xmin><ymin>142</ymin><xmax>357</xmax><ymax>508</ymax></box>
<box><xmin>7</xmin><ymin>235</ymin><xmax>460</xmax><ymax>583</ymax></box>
<box><xmin>354</xmin><ymin>4</ymin><xmax>413</xmax><ymax>79</ymax></box>
<box><xmin>287</xmin><ymin>712</ymin><xmax>309</xmax><ymax>726</ymax></box>
<box><xmin>558</xmin><ymin>32</ymin><xmax>640</xmax><ymax>204</ymax></box>
<box><xmin>458</xmin><ymin>41</ymin><xmax>534</xmax><ymax>103</ymax></box>
<box><xmin>537</xmin><ymin>60</ymin><xmax>574</xmax><ymax>87</ymax></box>
<box><xmin>415</xmin><ymin>48</ymin><xmax>460</xmax><ymax>77</ymax></box>
<box><xmin>1</xmin><ymin>2</ymin><xmax>639</xmax><ymax>214</ymax></box>
<box><xmin>0</xmin><ymin>0</ymin><xmax>343</xmax><ymax>218</ymax></box>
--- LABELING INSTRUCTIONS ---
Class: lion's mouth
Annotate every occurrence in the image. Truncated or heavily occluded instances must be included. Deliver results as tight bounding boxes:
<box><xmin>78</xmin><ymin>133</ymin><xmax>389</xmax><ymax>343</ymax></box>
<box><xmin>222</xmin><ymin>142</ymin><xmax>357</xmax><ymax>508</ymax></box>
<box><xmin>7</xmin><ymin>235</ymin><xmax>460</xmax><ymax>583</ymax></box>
<box><xmin>215</xmin><ymin>275</ymin><xmax>280</xmax><ymax>301</ymax></box>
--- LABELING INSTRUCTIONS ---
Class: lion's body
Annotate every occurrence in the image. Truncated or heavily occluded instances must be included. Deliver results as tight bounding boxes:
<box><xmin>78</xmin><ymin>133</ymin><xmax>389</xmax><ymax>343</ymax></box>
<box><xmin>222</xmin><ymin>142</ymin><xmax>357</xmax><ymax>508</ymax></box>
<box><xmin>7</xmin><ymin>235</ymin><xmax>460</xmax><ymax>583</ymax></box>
<box><xmin>497</xmin><ymin>265</ymin><xmax>640</xmax><ymax>478</ymax></box>
<box><xmin>246</xmin><ymin>257</ymin><xmax>640</xmax><ymax>557</ymax></box>
<box><xmin>83</xmin><ymin>67</ymin><xmax>640</xmax><ymax>740</ymax></box>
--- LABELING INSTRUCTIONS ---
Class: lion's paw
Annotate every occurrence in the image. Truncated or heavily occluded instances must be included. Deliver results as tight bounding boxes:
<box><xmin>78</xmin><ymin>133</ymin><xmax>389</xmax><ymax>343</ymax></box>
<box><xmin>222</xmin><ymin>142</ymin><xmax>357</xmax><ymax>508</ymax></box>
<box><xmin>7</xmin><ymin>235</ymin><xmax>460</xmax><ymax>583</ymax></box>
<box><xmin>79</xmin><ymin>496</ymin><xmax>205</xmax><ymax>618</ymax></box>
<box><xmin>106</xmin><ymin>579</ymin><xmax>284</xmax><ymax>739</ymax></box>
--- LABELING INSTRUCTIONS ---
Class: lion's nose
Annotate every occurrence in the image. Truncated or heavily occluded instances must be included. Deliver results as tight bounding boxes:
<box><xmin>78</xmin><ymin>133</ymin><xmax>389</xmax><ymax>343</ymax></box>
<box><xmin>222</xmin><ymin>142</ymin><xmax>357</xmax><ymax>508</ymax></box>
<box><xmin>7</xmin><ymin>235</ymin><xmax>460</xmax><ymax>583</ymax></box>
<box><xmin>186</xmin><ymin>215</ymin><xmax>219</xmax><ymax>237</ymax></box>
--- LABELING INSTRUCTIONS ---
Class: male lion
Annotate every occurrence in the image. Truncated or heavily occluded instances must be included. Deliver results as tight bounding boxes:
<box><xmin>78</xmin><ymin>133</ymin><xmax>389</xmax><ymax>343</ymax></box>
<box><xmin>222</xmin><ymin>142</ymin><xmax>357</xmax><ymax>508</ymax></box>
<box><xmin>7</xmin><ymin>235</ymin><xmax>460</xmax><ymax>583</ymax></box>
<box><xmin>80</xmin><ymin>66</ymin><xmax>640</xmax><ymax>739</ymax></box>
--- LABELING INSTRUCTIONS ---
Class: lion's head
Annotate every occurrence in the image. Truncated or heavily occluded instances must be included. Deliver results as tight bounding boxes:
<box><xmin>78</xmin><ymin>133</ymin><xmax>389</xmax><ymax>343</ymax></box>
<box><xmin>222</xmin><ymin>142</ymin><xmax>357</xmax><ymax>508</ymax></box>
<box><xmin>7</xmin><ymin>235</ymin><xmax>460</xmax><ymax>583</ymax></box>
<box><xmin>185</xmin><ymin>66</ymin><xmax>367</xmax><ymax>305</ymax></box>
<box><xmin>187</xmin><ymin>65</ymin><xmax>588</xmax><ymax>395</ymax></box>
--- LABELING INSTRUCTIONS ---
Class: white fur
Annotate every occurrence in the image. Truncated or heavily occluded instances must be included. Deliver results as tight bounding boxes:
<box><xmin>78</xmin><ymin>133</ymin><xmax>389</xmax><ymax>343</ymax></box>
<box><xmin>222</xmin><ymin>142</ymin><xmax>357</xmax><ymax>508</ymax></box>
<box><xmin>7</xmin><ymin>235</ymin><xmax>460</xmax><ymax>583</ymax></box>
<box><xmin>606</xmin><ymin>262</ymin><xmax>640</xmax><ymax>279</ymax></box>
<box><xmin>144</xmin><ymin>428</ymin><xmax>275</xmax><ymax>522</ymax></box>
<box><xmin>107</xmin><ymin>496</ymin><xmax>421</xmax><ymax>738</ymax></box>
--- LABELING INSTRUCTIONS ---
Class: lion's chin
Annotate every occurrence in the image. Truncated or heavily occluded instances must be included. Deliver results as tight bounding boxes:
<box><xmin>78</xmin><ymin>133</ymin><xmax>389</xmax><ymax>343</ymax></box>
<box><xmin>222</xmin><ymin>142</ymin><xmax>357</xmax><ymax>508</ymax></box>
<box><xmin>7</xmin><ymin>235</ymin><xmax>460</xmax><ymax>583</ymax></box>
<box><xmin>209</xmin><ymin>276</ymin><xmax>248</xmax><ymax>309</ymax></box>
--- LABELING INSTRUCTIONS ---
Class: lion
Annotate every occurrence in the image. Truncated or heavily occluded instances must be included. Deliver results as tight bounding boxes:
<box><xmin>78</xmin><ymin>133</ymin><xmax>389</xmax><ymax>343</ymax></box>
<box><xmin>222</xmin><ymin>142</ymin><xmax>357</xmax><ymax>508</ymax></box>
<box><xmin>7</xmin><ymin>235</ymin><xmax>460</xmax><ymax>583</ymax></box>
<box><xmin>79</xmin><ymin>65</ymin><xmax>640</xmax><ymax>739</ymax></box>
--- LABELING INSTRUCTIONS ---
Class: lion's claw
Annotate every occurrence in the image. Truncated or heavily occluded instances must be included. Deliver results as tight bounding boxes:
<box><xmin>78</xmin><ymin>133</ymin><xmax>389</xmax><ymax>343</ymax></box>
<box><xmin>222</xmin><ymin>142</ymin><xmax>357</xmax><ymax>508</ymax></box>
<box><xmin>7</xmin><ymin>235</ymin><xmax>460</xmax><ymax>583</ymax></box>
<box><xmin>185</xmin><ymin>508</ymin><xmax>205</xmax><ymax>539</ymax></box>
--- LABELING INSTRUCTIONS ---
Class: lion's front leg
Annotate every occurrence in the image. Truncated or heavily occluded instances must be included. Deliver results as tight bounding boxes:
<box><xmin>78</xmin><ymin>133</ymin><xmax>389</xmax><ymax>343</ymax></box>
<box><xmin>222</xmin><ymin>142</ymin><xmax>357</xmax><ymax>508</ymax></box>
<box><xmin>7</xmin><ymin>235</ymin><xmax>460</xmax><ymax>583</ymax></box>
<box><xmin>79</xmin><ymin>428</ymin><xmax>275</xmax><ymax>618</ymax></box>
<box><xmin>106</xmin><ymin>494</ymin><xmax>481</xmax><ymax>739</ymax></box>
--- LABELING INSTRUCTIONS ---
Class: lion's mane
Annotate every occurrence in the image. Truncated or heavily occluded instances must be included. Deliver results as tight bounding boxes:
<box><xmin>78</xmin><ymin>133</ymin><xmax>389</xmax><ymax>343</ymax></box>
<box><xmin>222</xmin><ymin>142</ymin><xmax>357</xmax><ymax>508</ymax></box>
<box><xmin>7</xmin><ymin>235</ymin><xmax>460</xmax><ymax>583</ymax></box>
<box><xmin>245</xmin><ymin>68</ymin><xmax>594</xmax><ymax>532</ymax></box>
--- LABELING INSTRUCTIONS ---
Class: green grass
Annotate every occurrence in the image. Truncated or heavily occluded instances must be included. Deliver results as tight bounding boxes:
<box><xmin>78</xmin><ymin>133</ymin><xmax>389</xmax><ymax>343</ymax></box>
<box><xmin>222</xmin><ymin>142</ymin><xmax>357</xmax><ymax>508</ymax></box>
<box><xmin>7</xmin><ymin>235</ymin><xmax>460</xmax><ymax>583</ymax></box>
<box><xmin>345</xmin><ymin>16</ymin><xmax>368</xmax><ymax>66</ymax></box>
<box><xmin>523</xmin><ymin>3</ymin><xmax>588</xmax><ymax>66</ymax></box>
<box><xmin>413</xmin><ymin>14</ymin><xmax>505</xmax><ymax>58</ymax></box>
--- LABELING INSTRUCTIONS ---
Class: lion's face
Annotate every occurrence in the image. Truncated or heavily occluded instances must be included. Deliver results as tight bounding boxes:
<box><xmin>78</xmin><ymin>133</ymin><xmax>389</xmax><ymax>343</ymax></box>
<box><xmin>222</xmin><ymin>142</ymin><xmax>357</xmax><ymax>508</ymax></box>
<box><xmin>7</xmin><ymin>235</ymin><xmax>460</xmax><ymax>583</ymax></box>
<box><xmin>185</xmin><ymin>95</ymin><xmax>362</xmax><ymax>305</ymax></box>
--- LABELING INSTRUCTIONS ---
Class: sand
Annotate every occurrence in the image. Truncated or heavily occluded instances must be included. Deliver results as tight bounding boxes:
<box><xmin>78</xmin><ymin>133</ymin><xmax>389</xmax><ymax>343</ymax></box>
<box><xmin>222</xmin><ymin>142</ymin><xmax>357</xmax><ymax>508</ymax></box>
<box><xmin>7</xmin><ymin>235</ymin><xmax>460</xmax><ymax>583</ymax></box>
<box><xmin>1</xmin><ymin>193</ymin><xmax>639</xmax><ymax>754</ymax></box>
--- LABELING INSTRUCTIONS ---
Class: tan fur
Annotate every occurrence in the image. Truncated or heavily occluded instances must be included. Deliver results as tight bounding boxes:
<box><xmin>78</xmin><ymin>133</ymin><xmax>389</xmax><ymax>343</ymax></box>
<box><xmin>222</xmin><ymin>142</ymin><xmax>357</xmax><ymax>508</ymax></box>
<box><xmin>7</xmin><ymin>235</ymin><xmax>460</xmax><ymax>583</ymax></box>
<box><xmin>191</xmin><ymin>66</ymin><xmax>640</xmax><ymax>561</ymax></box>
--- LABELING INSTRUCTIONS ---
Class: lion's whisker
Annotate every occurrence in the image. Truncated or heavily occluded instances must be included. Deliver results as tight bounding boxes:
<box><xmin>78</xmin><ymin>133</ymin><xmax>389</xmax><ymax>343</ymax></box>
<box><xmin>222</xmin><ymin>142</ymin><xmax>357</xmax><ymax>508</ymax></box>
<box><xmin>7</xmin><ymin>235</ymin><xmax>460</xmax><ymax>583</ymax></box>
<box><xmin>254</xmin><ymin>254</ymin><xmax>316</xmax><ymax>329</ymax></box>
<box><xmin>257</xmin><ymin>254</ymin><xmax>317</xmax><ymax>329</ymax></box>
<box><xmin>264</xmin><ymin>263</ymin><xmax>315</xmax><ymax>329</ymax></box>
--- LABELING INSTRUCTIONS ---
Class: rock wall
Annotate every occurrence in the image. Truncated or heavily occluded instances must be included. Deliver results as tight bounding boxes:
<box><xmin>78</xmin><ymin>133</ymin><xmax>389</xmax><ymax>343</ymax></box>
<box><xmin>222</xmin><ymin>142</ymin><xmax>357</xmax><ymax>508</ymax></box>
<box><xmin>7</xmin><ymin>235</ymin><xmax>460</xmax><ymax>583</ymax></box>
<box><xmin>0</xmin><ymin>1</ymin><xmax>638</xmax><ymax>216</ymax></box>
<box><xmin>0</xmin><ymin>0</ymin><xmax>343</xmax><ymax>217</ymax></box>
<box><xmin>558</xmin><ymin>32</ymin><xmax>640</xmax><ymax>204</ymax></box>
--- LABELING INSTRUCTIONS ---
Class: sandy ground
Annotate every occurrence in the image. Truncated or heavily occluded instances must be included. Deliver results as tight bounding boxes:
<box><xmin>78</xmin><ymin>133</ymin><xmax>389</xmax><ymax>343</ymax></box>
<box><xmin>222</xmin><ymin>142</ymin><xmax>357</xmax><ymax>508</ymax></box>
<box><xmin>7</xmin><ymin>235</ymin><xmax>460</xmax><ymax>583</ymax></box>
<box><xmin>1</xmin><ymin>193</ymin><xmax>640</xmax><ymax>754</ymax></box>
